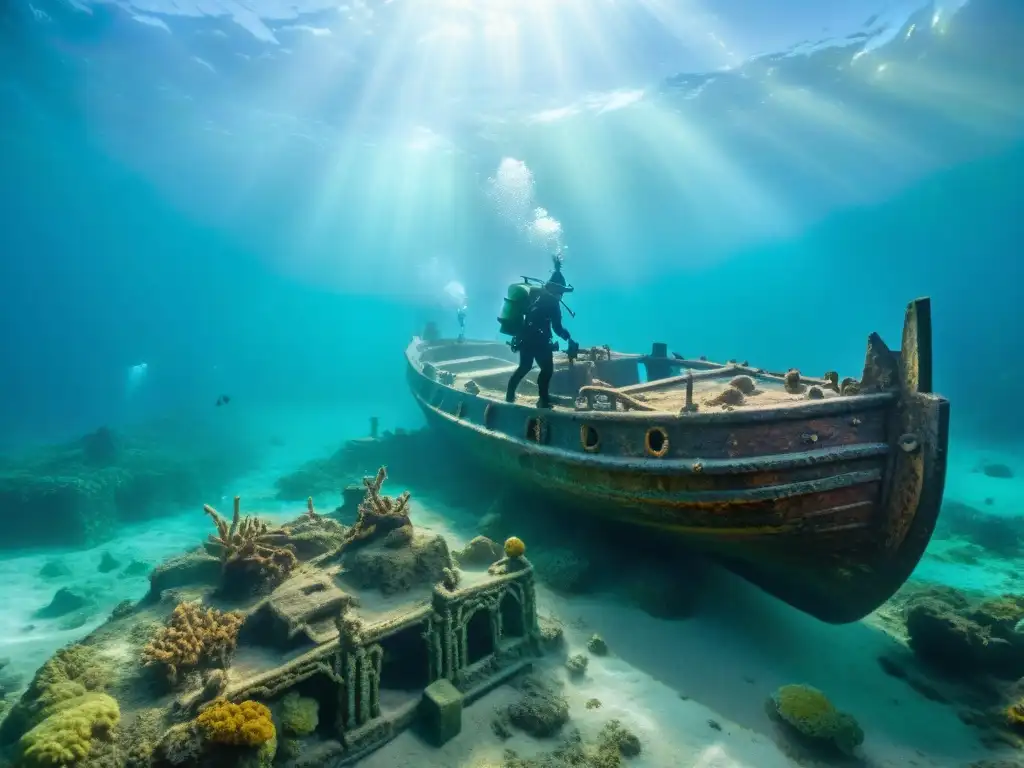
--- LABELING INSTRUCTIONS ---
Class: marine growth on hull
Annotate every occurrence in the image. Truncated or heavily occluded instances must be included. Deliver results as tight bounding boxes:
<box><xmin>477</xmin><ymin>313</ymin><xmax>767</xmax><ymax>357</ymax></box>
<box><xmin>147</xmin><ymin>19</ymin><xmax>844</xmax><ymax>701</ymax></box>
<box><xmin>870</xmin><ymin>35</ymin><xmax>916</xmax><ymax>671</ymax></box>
<box><xmin>0</xmin><ymin>466</ymin><xmax>543</xmax><ymax>768</ymax></box>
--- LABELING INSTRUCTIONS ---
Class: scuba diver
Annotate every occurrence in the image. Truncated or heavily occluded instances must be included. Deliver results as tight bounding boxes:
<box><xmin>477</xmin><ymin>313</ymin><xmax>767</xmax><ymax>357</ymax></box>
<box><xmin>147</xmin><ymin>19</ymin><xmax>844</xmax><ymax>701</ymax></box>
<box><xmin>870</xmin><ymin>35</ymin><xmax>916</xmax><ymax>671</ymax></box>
<box><xmin>505</xmin><ymin>257</ymin><xmax>576</xmax><ymax>409</ymax></box>
<box><xmin>457</xmin><ymin>305</ymin><xmax>467</xmax><ymax>343</ymax></box>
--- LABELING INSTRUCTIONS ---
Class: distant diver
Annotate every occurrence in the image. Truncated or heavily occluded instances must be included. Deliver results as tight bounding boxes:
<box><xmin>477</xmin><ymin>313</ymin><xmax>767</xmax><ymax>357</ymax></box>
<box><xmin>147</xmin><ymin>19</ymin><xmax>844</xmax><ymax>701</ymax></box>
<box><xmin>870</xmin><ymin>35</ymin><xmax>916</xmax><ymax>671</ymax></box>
<box><xmin>457</xmin><ymin>305</ymin><xmax>467</xmax><ymax>343</ymax></box>
<box><xmin>215</xmin><ymin>394</ymin><xmax>231</xmax><ymax>407</ymax></box>
<box><xmin>502</xmin><ymin>254</ymin><xmax>577</xmax><ymax>409</ymax></box>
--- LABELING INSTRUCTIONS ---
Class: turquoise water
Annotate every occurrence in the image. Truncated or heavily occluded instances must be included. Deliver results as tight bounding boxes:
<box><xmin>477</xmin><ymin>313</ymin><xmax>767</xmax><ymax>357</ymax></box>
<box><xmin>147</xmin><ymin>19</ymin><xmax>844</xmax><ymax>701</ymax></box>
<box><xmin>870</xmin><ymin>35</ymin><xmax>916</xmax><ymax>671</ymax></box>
<box><xmin>1</xmin><ymin>1</ymin><xmax>1024</xmax><ymax>766</ymax></box>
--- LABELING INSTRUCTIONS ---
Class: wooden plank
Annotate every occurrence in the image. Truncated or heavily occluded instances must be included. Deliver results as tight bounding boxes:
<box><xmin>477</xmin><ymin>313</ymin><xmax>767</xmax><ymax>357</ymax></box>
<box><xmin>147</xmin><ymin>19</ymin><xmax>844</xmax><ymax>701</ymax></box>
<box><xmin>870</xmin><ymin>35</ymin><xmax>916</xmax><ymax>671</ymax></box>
<box><xmin>900</xmin><ymin>297</ymin><xmax>933</xmax><ymax>394</ymax></box>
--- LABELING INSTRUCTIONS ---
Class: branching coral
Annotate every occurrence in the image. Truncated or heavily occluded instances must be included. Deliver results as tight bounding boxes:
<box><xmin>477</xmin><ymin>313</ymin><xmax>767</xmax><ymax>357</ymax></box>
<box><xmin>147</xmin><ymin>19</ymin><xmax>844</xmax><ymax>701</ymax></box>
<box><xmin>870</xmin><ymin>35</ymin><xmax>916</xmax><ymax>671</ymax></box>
<box><xmin>334</xmin><ymin>467</ymin><xmax>413</xmax><ymax>557</ymax></box>
<box><xmin>195</xmin><ymin>699</ymin><xmax>275</xmax><ymax>747</ymax></box>
<box><xmin>141</xmin><ymin>601</ymin><xmax>245</xmax><ymax>685</ymax></box>
<box><xmin>204</xmin><ymin>496</ymin><xmax>297</xmax><ymax>594</ymax></box>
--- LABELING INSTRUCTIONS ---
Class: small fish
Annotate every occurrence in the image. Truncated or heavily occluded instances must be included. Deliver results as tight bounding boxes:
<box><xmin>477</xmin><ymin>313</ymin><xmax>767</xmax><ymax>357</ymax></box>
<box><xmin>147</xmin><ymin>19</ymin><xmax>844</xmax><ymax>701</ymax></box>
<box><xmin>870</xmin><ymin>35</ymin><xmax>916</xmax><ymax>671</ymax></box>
<box><xmin>215</xmin><ymin>395</ymin><xmax>232</xmax><ymax>407</ymax></box>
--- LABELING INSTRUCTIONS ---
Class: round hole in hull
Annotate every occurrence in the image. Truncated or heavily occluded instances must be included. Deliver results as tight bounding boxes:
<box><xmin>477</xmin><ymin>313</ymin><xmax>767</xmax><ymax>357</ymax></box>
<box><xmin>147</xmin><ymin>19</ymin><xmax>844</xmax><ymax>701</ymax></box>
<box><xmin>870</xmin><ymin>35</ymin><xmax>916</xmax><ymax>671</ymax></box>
<box><xmin>580</xmin><ymin>424</ymin><xmax>600</xmax><ymax>453</ymax></box>
<box><xmin>645</xmin><ymin>426</ymin><xmax>670</xmax><ymax>458</ymax></box>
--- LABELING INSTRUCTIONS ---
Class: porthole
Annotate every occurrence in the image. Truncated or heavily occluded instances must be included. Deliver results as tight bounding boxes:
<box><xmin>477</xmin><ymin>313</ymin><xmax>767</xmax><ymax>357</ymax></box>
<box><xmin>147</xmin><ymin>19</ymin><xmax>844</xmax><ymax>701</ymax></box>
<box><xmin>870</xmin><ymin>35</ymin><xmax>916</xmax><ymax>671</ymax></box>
<box><xmin>645</xmin><ymin>426</ymin><xmax>670</xmax><ymax>458</ymax></box>
<box><xmin>526</xmin><ymin>417</ymin><xmax>548</xmax><ymax>444</ymax></box>
<box><xmin>580</xmin><ymin>424</ymin><xmax>600</xmax><ymax>453</ymax></box>
<box><xmin>483</xmin><ymin>403</ymin><xmax>496</xmax><ymax>429</ymax></box>
<box><xmin>454</xmin><ymin>400</ymin><xmax>466</xmax><ymax>418</ymax></box>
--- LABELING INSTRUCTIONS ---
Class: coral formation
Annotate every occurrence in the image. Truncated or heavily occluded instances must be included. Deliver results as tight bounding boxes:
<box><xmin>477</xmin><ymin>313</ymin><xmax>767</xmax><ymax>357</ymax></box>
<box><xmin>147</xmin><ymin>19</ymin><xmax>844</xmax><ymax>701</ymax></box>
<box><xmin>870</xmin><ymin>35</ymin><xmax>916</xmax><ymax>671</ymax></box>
<box><xmin>504</xmin><ymin>537</ymin><xmax>526</xmax><ymax>559</ymax></box>
<box><xmin>1006</xmin><ymin>699</ymin><xmax>1024</xmax><ymax>732</ymax></box>
<box><xmin>204</xmin><ymin>497</ymin><xmax>297</xmax><ymax>595</ymax></box>
<box><xmin>501</xmin><ymin>676</ymin><xmax>570</xmax><ymax>738</ymax></box>
<box><xmin>768</xmin><ymin>684</ymin><xmax>863</xmax><ymax>755</ymax></box>
<box><xmin>0</xmin><ymin>424</ymin><xmax>252</xmax><ymax>551</ymax></box>
<box><xmin>141</xmin><ymin>601</ymin><xmax>245</xmax><ymax>685</ymax></box>
<box><xmin>454</xmin><ymin>536</ymin><xmax>503</xmax><ymax>568</ymax></box>
<box><xmin>728</xmin><ymin>375</ymin><xmax>756</xmax><ymax>394</ymax></box>
<box><xmin>0</xmin><ymin>644</ymin><xmax>112</xmax><ymax>748</ymax></box>
<box><xmin>587</xmin><ymin>635</ymin><xmax>609</xmax><ymax>656</ymax></box>
<box><xmin>279</xmin><ymin>692</ymin><xmax>319</xmax><ymax>737</ymax></box>
<box><xmin>566</xmin><ymin>654</ymin><xmax>588</xmax><ymax>679</ymax></box>
<box><xmin>498</xmin><ymin>720</ymin><xmax>642</xmax><ymax>768</ymax></box>
<box><xmin>937</xmin><ymin>500</ymin><xmax>1024</xmax><ymax>557</ymax></box>
<box><xmin>783</xmin><ymin>369</ymin><xmax>804</xmax><ymax>394</ymax></box>
<box><xmin>331</xmin><ymin>466</ymin><xmax>455</xmax><ymax>594</ymax></box>
<box><xmin>839</xmin><ymin>377</ymin><xmax>860</xmax><ymax>395</ymax></box>
<box><xmin>599</xmin><ymin>719</ymin><xmax>642</xmax><ymax>759</ymax></box>
<box><xmin>18</xmin><ymin>691</ymin><xmax>120</xmax><ymax>767</ymax></box>
<box><xmin>903</xmin><ymin>588</ymin><xmax>1024</xmax><ymax>679</ymax></box>
<box><xmin>195</xmin><ymin>699</ymin><xmax>275</xmax><ymax>747</ymax></box>
<box><xmin>342</xmin><ymin>529</ymin><xmax>454</xmax><ymax>595</ymax></box>
<box><xmin>806</xmin><ymin>386</ymin><xmax>824</xmax><ymax>400</ymax></box>
<box><xmin>334</xmin><ymin>467</ymin><xmax>412</xmax><ymax>556</ymax></box>
<box><xmin>538</xmin><ymin>617</ymin><xmax>565</xmax><ymax>653</ymax></box>
<box><xmin>822</xmin><ymin>371</ymin><xmax>839</xmax><ymax>391</ymax></box>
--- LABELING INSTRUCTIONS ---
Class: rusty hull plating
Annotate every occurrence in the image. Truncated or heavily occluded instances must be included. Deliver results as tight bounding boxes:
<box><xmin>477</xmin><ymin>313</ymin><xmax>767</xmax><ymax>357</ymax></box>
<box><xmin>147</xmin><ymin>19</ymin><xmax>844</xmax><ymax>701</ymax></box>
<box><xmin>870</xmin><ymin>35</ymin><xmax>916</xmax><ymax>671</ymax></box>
<box><xmin>405</xmin><ymin>298</ymin><xmax>949</xmax><ymax>624</ymax></box>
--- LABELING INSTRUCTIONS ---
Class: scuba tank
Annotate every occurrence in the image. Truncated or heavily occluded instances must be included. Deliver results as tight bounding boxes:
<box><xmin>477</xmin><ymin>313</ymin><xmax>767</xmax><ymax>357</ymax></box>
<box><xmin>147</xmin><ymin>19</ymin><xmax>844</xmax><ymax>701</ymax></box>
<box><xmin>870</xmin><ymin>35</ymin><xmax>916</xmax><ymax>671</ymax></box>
<box><xmin>497</xmin><ymin>281</ymin><xmax>537</xmax><ymax>337</ymax></box>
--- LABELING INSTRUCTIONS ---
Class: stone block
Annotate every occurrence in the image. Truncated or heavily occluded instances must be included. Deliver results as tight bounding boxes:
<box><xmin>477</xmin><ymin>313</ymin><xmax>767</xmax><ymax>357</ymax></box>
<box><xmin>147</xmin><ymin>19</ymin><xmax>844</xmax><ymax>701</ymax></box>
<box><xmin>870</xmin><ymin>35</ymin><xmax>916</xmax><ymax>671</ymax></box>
<box><xmin>421</xmin><ymin>678</ymin><xmax>464</xmax><ymax>746</ymax></box>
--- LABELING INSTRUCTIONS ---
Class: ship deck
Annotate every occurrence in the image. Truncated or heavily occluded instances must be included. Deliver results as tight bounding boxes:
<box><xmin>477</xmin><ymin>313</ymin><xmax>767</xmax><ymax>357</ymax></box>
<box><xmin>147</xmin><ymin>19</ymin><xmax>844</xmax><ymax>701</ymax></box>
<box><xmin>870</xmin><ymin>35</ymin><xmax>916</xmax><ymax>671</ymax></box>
<box><xmin>435</xmin><ymin>350</ymin><xmax>842</xmax><ymax>414</ymax></box>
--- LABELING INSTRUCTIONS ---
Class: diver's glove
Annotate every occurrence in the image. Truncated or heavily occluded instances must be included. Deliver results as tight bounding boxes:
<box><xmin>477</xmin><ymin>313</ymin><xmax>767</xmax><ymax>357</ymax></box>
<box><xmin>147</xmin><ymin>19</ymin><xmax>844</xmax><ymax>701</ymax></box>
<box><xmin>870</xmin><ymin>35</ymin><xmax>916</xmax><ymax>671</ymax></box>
<box><xmin>566</xmin><ymin>338</ymin><xmax>580</xmax><ymax>361</ymax></box>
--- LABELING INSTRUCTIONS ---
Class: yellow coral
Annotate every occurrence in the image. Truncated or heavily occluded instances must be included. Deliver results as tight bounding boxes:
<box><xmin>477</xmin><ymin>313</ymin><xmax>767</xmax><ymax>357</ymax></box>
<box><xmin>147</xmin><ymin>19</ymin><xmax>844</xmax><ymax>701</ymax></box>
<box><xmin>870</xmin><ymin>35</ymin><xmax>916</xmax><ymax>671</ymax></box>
<box><xmin>19</xmin><ymin>692</ymin><xmax>120</xmax><ymax>767</ymax></box>
<box><xmin>977</xmin><ymin>596</ymin><xmax>1024</xmax><ymax>626</ymax></box>
<box><xmin>772</xmin><ymin>684</ymin><xmax>863</xmax><ymax>755</ymax></box>
<box><xmin>504</xmin><ymin>537</ymin><xmax>526</xmax><ymax>559</ymax></box>
<box><xmin>775</xmin><ymin>684</ymin><xmax>836</xmax><ymax>727</ymax></box>
<box><xmin>0</xmin><ymin>644</ymin><xmax>112</xmax><ymax>747</ymax></box>
<box><xmin>1006</xmin><ymin>699</ymin><xmax>1024</xmax><ymax>731</ymax></box>
<box><xmin>196</xmin><ymin>700</ymin><xmax>275</xmax><ymax>747</ymax></box>
<box><xmin>30</xmin><ymin>646</ymin><xmax>110</xmax><ymax>702</ymax></box>
<box><xmin>141</xmin><ymin>601</ymin><xmax>245</xmax><ymax>685</ymax></box>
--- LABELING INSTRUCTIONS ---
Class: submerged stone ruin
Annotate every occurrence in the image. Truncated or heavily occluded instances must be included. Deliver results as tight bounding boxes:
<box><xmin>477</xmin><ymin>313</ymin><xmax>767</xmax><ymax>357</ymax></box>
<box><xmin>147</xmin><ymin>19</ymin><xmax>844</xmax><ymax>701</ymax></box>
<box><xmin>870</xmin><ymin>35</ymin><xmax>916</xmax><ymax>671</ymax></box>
<box><xmin>0</xmin><ymin>466</ymin><xmax>541</xmax><ymax>768</ymax></box>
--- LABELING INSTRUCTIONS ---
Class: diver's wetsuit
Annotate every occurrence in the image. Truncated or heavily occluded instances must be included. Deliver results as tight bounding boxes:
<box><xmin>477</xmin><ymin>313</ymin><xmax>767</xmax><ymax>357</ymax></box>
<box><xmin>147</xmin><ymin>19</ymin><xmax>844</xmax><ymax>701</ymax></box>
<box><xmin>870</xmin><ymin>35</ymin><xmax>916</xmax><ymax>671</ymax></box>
<box><xmin>506</xmin><ymin>289</ymin><xmax>571</xmax><ymax>406</ymax></box>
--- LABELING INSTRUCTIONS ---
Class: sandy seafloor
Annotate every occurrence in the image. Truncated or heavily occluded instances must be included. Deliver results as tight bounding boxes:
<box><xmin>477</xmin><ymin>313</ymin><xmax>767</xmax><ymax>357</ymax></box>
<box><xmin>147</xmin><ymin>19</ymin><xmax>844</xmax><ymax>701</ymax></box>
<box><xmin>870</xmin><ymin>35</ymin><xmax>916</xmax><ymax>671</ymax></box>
<box><xmin>2</xmin><ymin>404</ymin><xmax>1024</xmax><ymax>768</ymax></box>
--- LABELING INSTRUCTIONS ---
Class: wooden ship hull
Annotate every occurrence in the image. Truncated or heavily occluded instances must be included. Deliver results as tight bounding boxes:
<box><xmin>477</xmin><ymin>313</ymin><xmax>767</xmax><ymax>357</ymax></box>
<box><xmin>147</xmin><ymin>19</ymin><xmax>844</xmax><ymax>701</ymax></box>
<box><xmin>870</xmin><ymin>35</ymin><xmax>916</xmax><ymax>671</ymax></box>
<box><xmin>405</xmin><ymin>298</ymin><xmax>949</xmax><ymax>624</ymax></box>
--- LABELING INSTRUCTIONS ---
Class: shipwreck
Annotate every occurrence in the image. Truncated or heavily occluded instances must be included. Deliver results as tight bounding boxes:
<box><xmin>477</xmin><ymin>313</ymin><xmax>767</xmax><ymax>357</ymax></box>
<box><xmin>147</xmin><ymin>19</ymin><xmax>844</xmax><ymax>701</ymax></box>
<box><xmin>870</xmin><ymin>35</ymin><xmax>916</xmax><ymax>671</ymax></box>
<box><xmin>406</xmin><ymin>297</ymin><xmax>950</xmax><ymax>624</ymax></box>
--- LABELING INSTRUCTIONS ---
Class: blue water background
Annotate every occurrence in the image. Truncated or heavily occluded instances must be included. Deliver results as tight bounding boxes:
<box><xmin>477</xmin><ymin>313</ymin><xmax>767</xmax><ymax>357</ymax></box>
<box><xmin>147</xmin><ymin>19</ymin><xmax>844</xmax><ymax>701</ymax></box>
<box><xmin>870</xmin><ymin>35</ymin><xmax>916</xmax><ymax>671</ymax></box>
<box><xmin>0</xmin><ymin>0</ymin><xmax>1022</xmax><ymax>454</ymax></box>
